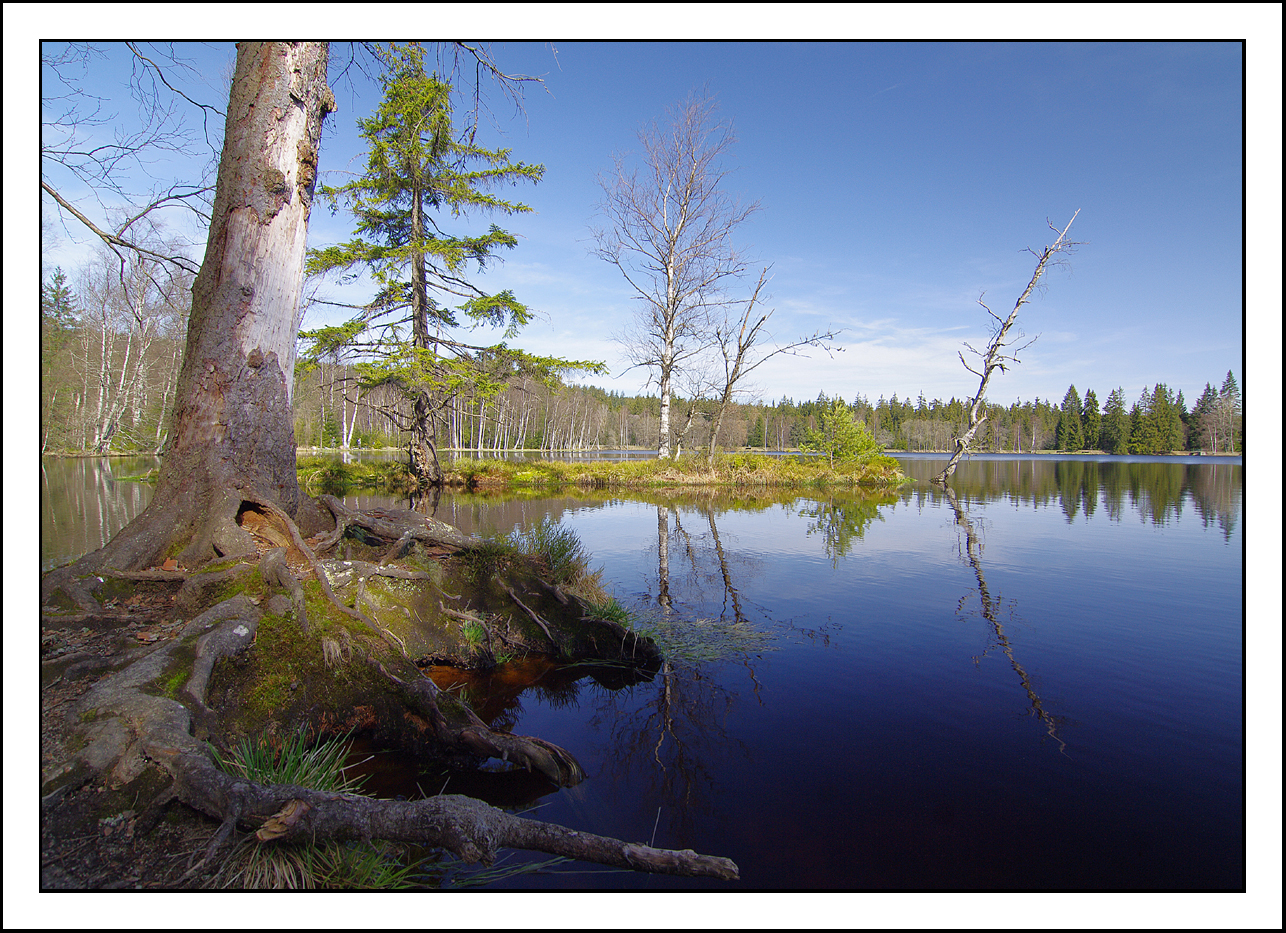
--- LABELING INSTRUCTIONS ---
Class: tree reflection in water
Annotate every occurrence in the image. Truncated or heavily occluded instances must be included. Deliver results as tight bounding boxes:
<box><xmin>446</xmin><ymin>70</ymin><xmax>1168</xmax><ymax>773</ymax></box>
<box><xmin>793</xmin><ymin>491</ymin><xmax>895</xmax><ymax>567</ymax></box>
<box><xmin>942</xmin><ymin>484</ymin><xmax>1069</xmax><ymax>755</ymax></box>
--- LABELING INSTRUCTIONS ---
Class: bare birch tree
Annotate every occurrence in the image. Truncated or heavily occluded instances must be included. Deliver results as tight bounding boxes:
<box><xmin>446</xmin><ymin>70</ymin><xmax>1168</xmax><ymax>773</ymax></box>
<box><xmin>934</xmin><ymin>211</ymin><xmax>1081</xmax><ymax>485</ymax></box>
<box><xmin>705</xmin><ymin>266</ymin><xmax>840</xmax><ymax>463</ymax></box>
<box><xmin>593</xmin><ymin>91</ymin><xmax>759</xmax><ymax>458</ymax></box>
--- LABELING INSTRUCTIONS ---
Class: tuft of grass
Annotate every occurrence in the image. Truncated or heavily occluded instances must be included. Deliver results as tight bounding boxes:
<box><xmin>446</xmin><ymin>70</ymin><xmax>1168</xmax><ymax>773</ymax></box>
<box><xmin>301</xmin><ymin>841</ymin><xmax>420</xmax><ymax>890</ymax></box>
<box><xmin>584</xmin><ymin>596</ymin><xmax>631</xmax><ymax>626</ymax></box>
<box><xmin>462</xmin><ymin>619</ymin><xmax>485</xmax><ymax>647</ymax></box>
<box><xmin>213</xmin><ymin>729</ymin><xmax>368</xmax><ymax>794</ymax></box>
<box><xmin>206</xmin><ymin>730</ymin><xmax>424</xmax><ymax>890</ymax></box>
<box><xmin>505</xmin><ymin>517</ymin><xmax>610</xmax><ymax>605</ymax></box>
<box><xmin>510</xmin><ymin>517</ymin><xmax>593</xmax><ymax>587</ymax></box>
<box><xmin>627</xmin><ymin>609</ymin><xmax>777</xmax><ymax>665</ymax></box>
<box><xmin>207</xmin><ymin>836</ymin><xmax>419</xmax><ymax>891</ymax></box>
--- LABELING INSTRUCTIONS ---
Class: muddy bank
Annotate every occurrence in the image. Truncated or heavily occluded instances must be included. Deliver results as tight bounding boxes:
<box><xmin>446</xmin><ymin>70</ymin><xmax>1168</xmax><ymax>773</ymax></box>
<box><xmin>39</xmin><ymin>498</ymin><xmax>741</xmax><ymax>889</ymax></box>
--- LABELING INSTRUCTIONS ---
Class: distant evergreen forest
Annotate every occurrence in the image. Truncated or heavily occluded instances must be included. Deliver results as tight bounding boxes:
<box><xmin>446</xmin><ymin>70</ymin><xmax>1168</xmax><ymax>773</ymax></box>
<box><xmin>41</xmin><ymin>265</ymin><xmax>1243</xmax><ymax>457</ymax></box>
<box><xmin>288</xmin><ymin>367</ymin><xmax>1243</xmax><ymax>457</ymax></box>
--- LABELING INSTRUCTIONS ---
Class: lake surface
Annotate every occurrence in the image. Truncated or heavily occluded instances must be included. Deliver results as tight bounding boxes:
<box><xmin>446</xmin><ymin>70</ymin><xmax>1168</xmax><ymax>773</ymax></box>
<box><xmin>40</xmin><ymin>454</ymin><xmax>1245</xmax><ymax>890</ymax></box>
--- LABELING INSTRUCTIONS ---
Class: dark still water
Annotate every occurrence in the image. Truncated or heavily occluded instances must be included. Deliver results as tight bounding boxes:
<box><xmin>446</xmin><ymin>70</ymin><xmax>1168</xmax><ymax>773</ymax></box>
<box><xmin>40</xmin><ymin>455</ymin><xmax>1245</xmax><ymax>890</ymax></box>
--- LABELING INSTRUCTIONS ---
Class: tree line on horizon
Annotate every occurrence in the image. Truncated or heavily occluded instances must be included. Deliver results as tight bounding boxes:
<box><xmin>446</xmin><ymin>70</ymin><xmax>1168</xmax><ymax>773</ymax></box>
<box><xmin>40</xmin><ymin>259</ymin><xmax>1243</xmax><ymax>459</ymax></box>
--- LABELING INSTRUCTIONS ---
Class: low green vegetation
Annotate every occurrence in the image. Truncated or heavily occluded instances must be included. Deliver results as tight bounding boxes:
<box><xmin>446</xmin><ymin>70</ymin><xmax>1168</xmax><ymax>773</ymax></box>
<box><xmin>457</xmin><ymin>450</ymin><xmax>905</xmax><ymax>490</ymax></box>
<box><xmin>207</xmin><ymin>730</ymin><xmax>419</xmax><ymax>890</ymax></box>
<box><xmin>298</xmin><ymin>450</ymin><xmax>906</xmax><ymax>496</ymax></box>
<box><xmin>626</xmin><ymin>610</ymin><xmax>778</xmax><ymax>665</ymax></box>
<box><xmin>212</xmin><ymin>729</ymin><xmax>368</xmax><ymax>793</ymax></box>
<box><xmin>297</xmin><ymin>457</ymin><xmax>417</xmax><ymax>496</ymax></box>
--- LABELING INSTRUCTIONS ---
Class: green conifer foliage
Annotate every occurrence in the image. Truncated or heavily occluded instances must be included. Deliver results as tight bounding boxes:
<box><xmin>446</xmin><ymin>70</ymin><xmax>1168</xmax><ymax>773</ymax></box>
<box><xmin>1081</xmin><ymin>389</ymin><xmax>1102</xmax><ymax>452</ymax></box>
<box><xmin>1057</xmin><ymin>385</ymin><xmax>1084</xmax><ymax>451</ymax></box>
<box><xmin>302</xmin><ymin>44</ymin><xmax>600</xmax><ymax>483</ymax></box>
<box><xmin>800</xmin><ymin>397</ymin><xmax>881</xmax><ymax>467</ymax></box>
<box><xmin>1101</xmin><ymin>387</ymin><xmax>1130</xmax><ymax>454</ymax></box>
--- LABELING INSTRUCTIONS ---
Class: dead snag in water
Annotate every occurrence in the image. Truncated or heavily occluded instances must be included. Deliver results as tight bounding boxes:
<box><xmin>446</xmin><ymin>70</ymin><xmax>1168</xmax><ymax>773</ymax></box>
<box><xmin>935</xmin><ymin>211</ymin><xmax>1082</xmax><ymax>486</ymax></box>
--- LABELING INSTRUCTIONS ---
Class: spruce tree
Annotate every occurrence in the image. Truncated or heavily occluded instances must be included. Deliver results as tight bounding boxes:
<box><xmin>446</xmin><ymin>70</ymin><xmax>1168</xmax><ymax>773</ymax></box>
<box><xmin>1219</xmin><ymin>370</ymin><xmax>1242</xmax><ymax>453</ymax></box>
<box><xmin>1057</xmin><ymin>385</ymin><xmax>1084</xmax><ymax>451</ymax></box>
<box><xmin>1101</xmin><ymin>387</ymin><xmax>1130</xmax><ymax>454</ymax></box>
<box><xmin>1190</xmin><ymin>382</ymin><xmax>1218</xmax><ymax>451</ymax></box>
<box><xmin>1129</xmin><ymin>386</ymin><xmax>1164</xmax><ymax>454</ymax></box>
<box><xmin>800</xmin><ymin>397</ymin><xmax>880</xmax><ymax>467</ymax></box>
<box><xmin>303</xmin><ymin>44</ymin><xmax>599</xmax><ymax>485</ymax></box>
<box><xmin>1081</xmin><ymin>389</ymin><xmax>1102</xmax><ymax>452</ymax></box>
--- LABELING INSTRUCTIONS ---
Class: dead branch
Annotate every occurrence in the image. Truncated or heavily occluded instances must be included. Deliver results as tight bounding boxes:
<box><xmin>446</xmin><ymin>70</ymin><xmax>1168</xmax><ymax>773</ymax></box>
<box><xmin>317</xmin><ymin>494</ymin><xmax>480</xmax><ymax>552</ymax></box>
<box><xmin>505</xmin><ymin>585</ymin><xmax>563</xmax><ymax>653</ymax></box>
<box><xmin>934</xmin><ymin>211</ymin><xmax>1081</xmax><ymax>485</ymax></box>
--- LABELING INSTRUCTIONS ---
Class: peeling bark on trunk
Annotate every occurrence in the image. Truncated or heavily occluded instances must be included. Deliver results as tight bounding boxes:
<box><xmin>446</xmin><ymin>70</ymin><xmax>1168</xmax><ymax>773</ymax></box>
<box><xmin>43</xmin><ymin>43</ymin><xmax>336</xmax><ymax>589</ymax></box>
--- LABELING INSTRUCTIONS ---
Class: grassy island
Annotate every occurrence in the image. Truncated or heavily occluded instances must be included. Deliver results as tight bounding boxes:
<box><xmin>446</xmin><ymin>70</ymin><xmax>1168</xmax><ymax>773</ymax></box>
<box><xmin>297</xmin><ymin>451</ymin><xmax>907</xmax><ymax>496</ymax></box>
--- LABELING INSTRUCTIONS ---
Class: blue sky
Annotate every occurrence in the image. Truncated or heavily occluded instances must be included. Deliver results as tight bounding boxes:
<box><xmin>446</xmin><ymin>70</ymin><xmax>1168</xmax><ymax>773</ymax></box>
<box><xmin>22</xmin><ymin>15</ymin><xmax>1273</xmax><ymax>415</ymax></box>
<box><xmin>7</xmin><ymin>11</ymin><xmax>1281</xmax><ymax>926</ymax></box>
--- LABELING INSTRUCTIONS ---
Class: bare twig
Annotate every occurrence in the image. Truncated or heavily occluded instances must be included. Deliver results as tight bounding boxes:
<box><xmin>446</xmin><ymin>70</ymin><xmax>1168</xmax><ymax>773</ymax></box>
<box><xmin>934</xmin><ymin>211</ymin><xmax>1081</xmax><ymax>485</ymax></box>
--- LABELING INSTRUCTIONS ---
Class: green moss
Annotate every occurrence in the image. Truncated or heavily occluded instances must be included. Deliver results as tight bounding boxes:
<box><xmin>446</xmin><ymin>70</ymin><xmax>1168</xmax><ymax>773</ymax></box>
<box><xmin>162</xmin><ymin>667</ymin><xmax>189</xmax><ymax>698</ymax></box>
<box><xmin>204</xmin><ymin>565</ymin><xmax>265</xmax><ymax>603</ymax></box>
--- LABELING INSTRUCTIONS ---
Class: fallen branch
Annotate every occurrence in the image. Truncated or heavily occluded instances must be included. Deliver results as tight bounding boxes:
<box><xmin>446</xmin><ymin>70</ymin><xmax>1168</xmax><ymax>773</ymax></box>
<box><xmin>50</xmin><ymin>595</ymin><xmax>737</xmax><ymax>880</ymax></box>
<box><xmin>505</xmin><ymin>585</ymin><xmax>563</xmax><ymax>653</ymax></box>
<box><xmin>318</xmin><ymin>494</ymin><xmax>480</xmax><ymax>552</ymax></box>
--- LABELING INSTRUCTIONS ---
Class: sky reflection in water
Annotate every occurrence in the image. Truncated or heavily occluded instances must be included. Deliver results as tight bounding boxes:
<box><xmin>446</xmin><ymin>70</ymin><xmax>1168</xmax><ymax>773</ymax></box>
<box><xmin>40</xmin><ymin>456</ymin><xmax>1244</xmax><ymax>890</ymax></box>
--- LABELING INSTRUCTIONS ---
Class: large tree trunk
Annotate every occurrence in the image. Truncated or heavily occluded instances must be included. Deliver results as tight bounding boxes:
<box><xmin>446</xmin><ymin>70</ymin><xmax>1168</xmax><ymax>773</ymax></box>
<box><xmin>46</xmin><ymin>43</ymin><xmax>336</xmax><ymax>585</ymax></box>
<box><xmin>408</xmin><ymin>391</ymin><xmax>443</xmax><ymax>488</ymax></box>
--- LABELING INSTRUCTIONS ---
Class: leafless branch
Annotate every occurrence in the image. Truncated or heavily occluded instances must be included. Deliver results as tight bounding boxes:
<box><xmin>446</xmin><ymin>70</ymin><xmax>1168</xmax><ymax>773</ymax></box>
<box><xmin>593</xmin><ymin>90</ymin><xmax>760</xmax><ymax>457</ymax></box>
<box><xmin>41</xmin><ymin>181</ymin><xmax>201</xmax><ymax>278</ymax></box>
<box><xmin>703</xmin><ymin>266</ymin><xmax>841</xmax><ymax>460</ymax></box>
<box><xmin>934</xmin><ymin>210</ymin><xmax>1082</xmax><ymax>485</ymax></box>
<box><xmin>41</xmin><ymin>43</ymin><xmax>222</xmax><ymax>274</ymax></box>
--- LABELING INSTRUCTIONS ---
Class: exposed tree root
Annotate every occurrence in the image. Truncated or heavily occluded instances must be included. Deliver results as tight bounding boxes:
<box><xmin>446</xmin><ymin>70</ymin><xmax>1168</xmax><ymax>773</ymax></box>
<box><xmin>45</xmin><ymin>589</ymin><xmax>736</xmax><ymax>881</ymax></box>
<box><xmin>42</xmin><ymin>489</ymin><xmax>738</xmax><ymax>883</ymax></box>
<box><xmin>317</xmin><ymin>493</ymin><xmax>479</xmax><ymax>552</ymax></box>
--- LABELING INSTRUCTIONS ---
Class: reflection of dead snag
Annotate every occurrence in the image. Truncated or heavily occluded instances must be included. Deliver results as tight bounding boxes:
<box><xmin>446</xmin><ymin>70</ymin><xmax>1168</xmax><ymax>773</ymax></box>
<box><xmin>943</xmin><ymin>484</ymin><xmax>1067</xmax><ymax>755</ymax></box>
